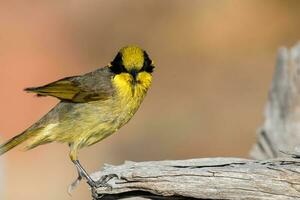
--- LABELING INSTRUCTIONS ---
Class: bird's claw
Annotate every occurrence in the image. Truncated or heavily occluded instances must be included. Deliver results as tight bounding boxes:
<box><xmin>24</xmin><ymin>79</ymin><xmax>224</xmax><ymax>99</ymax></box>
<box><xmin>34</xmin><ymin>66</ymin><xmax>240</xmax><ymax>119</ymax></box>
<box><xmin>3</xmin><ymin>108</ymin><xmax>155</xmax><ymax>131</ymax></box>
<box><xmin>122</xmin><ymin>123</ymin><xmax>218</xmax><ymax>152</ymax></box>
<box><xmin>89</xmin><ymin>174</ymin><xmax>118</xmax><ymax>199</ymax></box>
<box><xmin>91</xmin><ymin>187</ymin><xmax>104</xmax><ymax>200</ymax></box>
<box><xmin>88</xmin><ymin>174</ymin><xmax>117</xmax><ymax>188</ymax></box>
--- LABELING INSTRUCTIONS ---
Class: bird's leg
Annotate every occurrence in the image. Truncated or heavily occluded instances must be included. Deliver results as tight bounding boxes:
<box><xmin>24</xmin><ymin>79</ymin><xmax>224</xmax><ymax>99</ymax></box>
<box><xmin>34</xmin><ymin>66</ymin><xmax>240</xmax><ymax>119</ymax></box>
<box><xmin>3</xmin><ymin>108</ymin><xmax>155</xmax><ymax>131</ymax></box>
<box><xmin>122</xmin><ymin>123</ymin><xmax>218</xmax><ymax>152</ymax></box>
<box><xmin>69</xmin><ymin>145</ymin><xmax>94</xmax><ymax>185</ymax></box>
<box><xmin>69</xmin><ymin>146</ymin><xmax>116</xmax><ymax>198</ymax></box>
<box><xmin>72</xmin><ymin>160</ymin><xmax>116</xmax><ymax>188</ymax></box>
<box><xmin>72</xmin><ymin>160</ymin><xmax>118</xmax><ymax>199</ymax></box>
<box><xmin>72</xmin><ymin>160</ymin><xmax>96</xmax><ymax>186</ymax></box>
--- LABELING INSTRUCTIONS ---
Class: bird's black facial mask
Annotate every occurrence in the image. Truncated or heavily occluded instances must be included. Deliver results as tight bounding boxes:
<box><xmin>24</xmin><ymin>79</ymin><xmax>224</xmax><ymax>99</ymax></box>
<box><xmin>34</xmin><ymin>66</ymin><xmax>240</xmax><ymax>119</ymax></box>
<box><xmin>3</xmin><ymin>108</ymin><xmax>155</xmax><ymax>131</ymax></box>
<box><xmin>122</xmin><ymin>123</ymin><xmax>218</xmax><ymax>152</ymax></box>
<box><xmin>110</xmin><ymin>53</ymin><xmax>127</xmax><ymax>74</ymax></box>
<box><xmin>141</xmin><ymin>51</ymin><xmax>154</xmax><ymax>73</ymax></box>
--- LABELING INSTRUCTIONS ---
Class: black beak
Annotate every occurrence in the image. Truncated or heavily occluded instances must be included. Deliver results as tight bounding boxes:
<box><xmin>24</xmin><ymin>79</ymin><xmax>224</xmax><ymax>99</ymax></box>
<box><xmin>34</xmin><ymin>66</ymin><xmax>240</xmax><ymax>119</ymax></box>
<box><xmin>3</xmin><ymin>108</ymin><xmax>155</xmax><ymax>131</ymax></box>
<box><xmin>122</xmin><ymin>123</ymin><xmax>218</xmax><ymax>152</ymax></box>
<box><xmin>130</xmin><ymin>69</ymin><xmax>138</xmax><ymax>81</ymax></box>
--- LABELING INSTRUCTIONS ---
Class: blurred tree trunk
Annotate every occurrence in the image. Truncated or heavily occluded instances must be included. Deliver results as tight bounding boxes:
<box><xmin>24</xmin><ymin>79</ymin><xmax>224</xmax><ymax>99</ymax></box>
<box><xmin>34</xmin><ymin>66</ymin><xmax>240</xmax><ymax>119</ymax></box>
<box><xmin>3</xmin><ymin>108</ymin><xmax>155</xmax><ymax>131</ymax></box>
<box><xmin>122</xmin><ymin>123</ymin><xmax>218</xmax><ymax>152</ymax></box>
<box><xmin>91</xmin><ymin>43</ymin><xmax>300</xmax><ymax>200</ymax></box>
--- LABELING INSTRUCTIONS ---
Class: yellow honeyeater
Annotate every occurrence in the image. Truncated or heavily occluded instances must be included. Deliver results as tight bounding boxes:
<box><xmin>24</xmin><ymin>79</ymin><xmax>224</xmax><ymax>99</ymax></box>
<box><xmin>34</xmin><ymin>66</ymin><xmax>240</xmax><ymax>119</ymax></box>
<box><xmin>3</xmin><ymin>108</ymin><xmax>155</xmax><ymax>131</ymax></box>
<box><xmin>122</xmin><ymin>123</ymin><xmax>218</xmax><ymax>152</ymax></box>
<box><xmin>0</xmin><ymin>45</ymin><xmax>154</xmax><ymax>192</ymax></box>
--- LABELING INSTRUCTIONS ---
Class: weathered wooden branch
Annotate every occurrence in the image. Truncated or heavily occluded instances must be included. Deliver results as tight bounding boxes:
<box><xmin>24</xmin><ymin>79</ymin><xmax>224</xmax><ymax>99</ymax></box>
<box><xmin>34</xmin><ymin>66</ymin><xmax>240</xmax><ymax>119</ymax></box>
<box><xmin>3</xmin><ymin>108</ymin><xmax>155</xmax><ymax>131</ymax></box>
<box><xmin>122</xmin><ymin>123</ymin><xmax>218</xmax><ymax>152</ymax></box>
<box><xmin>90</xmin><ymin>43</ymin><xmax>300</xmax><ymax>199</ymax></box>
<box><xmin>91</xmin><ymin>157</ymin><xmax>300</xmax><ymax>200</ymax></box>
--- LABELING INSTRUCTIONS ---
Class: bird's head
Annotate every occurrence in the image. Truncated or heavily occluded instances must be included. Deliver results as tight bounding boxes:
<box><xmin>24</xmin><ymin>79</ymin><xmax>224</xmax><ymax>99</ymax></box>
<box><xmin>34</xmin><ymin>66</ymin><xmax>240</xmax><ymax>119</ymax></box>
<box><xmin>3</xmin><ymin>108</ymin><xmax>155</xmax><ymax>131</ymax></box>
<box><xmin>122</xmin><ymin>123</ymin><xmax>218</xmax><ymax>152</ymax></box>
<box><xmin>109</xmin><ymin>45</ymin><xmax>154</xmax><ymax>77</ymax></box>
<box><xmin>109</xmin><ymin>46</ymin><xmax>154</xmax><ymax>93</ymax></box>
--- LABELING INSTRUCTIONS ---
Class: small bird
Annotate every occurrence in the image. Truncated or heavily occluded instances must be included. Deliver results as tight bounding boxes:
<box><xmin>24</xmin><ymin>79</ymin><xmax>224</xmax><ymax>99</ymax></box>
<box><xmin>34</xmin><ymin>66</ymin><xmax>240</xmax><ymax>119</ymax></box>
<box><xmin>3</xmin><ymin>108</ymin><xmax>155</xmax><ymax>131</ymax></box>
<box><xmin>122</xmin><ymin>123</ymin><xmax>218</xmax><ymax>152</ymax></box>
<box><xmin>0</xmin><ymin>45</ymin><xmax>154</xmax><ymax>193</ymax></box>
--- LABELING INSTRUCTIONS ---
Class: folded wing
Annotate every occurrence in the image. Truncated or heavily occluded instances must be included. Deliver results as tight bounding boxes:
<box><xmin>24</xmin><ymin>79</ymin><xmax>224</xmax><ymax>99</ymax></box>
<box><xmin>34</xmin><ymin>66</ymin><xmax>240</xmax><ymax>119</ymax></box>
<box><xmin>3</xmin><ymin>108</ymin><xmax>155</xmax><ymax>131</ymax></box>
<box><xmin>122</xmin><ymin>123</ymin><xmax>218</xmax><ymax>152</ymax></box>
<box><xmin>25</xmin><ymin>68</ymin><xmax>114</xmax><ymax>103</ymax></box>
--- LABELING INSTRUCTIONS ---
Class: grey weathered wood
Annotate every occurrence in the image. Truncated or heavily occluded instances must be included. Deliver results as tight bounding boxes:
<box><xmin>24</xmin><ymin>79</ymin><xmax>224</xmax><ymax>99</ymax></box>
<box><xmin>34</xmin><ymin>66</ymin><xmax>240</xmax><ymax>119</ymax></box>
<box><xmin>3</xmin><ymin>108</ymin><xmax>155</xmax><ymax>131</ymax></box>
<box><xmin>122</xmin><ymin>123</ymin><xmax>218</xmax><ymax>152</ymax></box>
<box><xmin>90</xmin><ymin>43</ymin><xmax>300</xmax><ymax>199</ymax></box>
<box><xmin>91</xmin><ymin>157</ymin><xmax>300</xmax><ymax>200</ymax></box>
<box><xmin>251</xmin><ymin>43</ymin><xmax>300</xmax><ymax>159</ymax></box>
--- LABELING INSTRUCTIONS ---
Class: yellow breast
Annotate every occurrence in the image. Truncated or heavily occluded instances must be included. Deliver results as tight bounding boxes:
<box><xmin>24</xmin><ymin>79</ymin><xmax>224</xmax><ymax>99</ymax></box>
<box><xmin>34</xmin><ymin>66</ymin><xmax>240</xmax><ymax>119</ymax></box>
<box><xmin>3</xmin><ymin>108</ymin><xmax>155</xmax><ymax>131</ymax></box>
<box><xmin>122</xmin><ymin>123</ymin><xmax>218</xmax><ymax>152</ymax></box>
<box><xmin>112</xmin><ymin>71</ymin><xmax>152</xmax><ymax>122</ymax></box>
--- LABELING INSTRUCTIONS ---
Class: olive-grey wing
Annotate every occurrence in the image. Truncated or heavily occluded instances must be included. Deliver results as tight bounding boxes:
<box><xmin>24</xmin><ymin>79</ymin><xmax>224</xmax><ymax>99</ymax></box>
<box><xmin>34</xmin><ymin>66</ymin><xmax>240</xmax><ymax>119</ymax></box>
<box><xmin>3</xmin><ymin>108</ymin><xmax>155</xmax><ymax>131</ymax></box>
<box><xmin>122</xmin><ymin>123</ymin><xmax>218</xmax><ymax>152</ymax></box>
<box><xmin>25</xmin><ymin>67</ymin><xmax>114</xmax><ymax>103</ymax></box>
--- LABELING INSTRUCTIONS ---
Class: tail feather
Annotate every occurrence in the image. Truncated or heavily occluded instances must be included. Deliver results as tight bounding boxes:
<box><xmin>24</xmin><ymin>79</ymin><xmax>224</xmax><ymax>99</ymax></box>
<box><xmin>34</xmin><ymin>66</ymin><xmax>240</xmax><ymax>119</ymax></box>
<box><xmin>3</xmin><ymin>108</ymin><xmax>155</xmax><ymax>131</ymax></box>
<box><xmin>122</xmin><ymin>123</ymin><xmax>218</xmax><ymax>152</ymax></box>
<box><xmin>0</xmin><ymin>131</ymin><xmax>31</xmax><ymax>155</ymax></box>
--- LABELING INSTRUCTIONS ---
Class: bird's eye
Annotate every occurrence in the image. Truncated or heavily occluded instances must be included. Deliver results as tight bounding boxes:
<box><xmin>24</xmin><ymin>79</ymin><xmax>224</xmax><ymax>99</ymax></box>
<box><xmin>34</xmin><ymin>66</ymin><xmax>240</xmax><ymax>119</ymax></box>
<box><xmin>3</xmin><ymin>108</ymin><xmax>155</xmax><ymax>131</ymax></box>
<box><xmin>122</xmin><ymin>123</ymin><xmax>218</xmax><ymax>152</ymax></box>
<box><xmin>141</xmin><ymin>51</ymin><xmax>154</xmax><ymax>73</ymax></box>
<box><xmin>110</xmin><ymin>53</ymin><xmax>127</xmax><ymax>74</ymax></box>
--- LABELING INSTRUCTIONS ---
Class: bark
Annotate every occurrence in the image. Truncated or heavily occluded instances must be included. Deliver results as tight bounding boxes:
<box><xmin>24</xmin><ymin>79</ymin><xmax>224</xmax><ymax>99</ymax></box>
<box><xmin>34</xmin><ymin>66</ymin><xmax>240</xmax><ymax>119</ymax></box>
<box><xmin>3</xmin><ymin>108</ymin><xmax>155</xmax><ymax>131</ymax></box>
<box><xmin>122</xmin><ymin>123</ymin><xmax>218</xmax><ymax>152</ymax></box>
<box><xmin>91</xmin><ymin>157</ymin><xmax>300</xmax><ymax>200</ymax></box>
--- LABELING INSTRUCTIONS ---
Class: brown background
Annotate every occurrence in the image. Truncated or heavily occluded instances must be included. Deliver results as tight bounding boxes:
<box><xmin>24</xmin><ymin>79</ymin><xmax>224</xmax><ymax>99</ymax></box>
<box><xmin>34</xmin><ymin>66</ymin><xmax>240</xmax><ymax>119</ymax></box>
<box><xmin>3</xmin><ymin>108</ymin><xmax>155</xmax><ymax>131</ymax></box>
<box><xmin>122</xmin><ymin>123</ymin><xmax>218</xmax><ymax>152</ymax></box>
<box><xmin>1</xmin><ymin>1</ymin><xmax>300</xmax><ymax>199</ymax></box>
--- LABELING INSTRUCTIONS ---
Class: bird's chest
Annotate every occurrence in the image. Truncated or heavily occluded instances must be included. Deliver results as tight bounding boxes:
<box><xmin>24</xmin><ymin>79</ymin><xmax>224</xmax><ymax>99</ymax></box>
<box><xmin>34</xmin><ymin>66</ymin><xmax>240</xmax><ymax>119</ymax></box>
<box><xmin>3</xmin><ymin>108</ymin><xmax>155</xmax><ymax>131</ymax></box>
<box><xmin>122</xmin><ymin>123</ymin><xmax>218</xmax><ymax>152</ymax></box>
<box><xmin>104</xmin><ymin>72</ymin><xmax>152</xmax><ymax>128</ymax></box>
<box><xmin>82</xmin><ymin>85</ymin><xmax>146</xmax><ymax>145</ymax></box>
<box><xmin>112</xmin><ymin>85</ymin><xmax>147</xmax><ymax>125</ymax></box>
<box><xmin>79</xmin><ymin>80</ymin><xmax>150</xmax><ymax>147</ymax></box>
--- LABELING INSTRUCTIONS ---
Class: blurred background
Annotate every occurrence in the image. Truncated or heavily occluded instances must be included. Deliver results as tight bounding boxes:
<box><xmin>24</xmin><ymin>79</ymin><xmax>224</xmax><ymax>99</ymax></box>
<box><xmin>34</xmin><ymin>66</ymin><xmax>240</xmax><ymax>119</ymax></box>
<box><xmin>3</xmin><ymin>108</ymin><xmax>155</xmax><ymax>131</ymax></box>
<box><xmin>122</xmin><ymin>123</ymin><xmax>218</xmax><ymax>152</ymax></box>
<box><xmin>1</xmin><ymin>0</ymin><xmax>300</xmax><ymax>199</ymax></box>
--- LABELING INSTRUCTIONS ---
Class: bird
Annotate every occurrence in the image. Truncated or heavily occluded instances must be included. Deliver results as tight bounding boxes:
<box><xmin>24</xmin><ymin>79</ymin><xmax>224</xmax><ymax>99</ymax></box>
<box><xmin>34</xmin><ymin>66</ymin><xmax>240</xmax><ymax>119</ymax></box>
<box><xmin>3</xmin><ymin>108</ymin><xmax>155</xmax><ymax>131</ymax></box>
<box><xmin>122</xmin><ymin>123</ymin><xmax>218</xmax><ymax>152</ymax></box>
<box><xmin>0</xmin><ymin>45</ymin><xmax>155</xmax><ymax>194</ymax></box>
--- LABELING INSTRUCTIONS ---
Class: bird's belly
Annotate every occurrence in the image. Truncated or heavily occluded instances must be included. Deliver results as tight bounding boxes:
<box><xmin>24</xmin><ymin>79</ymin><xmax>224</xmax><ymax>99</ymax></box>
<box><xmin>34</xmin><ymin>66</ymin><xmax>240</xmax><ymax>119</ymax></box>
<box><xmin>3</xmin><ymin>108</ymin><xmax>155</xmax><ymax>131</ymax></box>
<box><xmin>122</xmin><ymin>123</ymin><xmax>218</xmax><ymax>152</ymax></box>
<box><xmin>75</xmin><ymin>95</ymin><xmax>144</xmax><ymax>147</ymax></box>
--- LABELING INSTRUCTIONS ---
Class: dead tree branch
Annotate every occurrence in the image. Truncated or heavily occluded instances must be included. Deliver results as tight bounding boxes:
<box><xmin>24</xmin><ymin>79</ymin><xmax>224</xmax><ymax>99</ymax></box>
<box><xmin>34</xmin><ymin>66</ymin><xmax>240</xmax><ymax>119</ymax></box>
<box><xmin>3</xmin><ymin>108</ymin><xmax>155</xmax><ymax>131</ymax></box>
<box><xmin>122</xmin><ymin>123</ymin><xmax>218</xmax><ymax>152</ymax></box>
<box><xmin>91</xmin><ymin>157</ymin><xmax>300</xmax><ymax>200</ymax></box>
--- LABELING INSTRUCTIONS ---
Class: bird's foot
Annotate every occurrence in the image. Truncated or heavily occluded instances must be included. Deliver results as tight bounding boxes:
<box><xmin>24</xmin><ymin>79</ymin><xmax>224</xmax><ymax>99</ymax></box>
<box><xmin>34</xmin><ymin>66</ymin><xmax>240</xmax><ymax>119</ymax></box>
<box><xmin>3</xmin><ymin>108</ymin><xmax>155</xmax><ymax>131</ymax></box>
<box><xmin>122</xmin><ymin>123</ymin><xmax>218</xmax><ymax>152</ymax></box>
<box><xmin>88</xmin><ymin>174</ymin><xmax>118</xmax><ymax>199</ymax></box>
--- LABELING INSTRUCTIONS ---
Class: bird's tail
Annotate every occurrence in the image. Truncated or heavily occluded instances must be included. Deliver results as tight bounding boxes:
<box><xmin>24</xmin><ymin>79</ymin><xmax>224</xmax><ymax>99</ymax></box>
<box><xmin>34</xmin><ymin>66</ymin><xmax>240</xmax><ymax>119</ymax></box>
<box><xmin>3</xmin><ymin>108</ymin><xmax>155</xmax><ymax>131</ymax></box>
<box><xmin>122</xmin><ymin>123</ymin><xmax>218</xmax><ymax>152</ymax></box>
<box><xmin>0</xmin><ymin>131</ymin><xmax>32</xmax><ymax>156</ymax></box>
